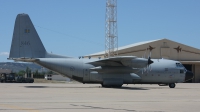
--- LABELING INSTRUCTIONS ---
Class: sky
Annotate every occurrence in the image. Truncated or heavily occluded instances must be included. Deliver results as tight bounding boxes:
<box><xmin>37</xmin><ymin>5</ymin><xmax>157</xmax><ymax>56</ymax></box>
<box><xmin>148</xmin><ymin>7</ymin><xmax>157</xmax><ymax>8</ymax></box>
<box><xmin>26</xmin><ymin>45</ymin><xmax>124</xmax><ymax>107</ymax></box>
<box><xmin>0</xmin><ymin>0</ymin><xmax>200</xmax><ymax>62</ymax></box>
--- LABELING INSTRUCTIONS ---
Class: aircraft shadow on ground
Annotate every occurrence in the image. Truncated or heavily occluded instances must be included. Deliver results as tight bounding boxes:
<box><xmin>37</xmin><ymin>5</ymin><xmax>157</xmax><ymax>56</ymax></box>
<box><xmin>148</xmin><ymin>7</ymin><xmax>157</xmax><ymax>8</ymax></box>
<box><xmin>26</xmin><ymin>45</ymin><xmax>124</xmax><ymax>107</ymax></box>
<box><xmin>24</xmin><ymin>86</ymin><xmax>49</xmax><ymax>88</ymax></box>
<box><xmin>111</xmin><ymin>86</ymin><xmax>149</xmax><ymax>90</ymax></box>
<box><xmin>24</xmin><ymin>86</ymin><xmax>149</xmax><ymax>90</ymax></box>
<box><xmin>24</xmin><ymin>86</ymin><xmax>102</xmax><ymax>88</ymax></box>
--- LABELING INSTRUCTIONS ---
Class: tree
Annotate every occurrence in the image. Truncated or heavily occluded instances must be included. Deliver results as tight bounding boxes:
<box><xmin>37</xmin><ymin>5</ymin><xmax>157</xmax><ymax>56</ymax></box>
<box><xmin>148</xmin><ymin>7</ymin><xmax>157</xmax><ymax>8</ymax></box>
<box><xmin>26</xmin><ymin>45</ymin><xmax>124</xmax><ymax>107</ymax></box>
<box><xmin>47</xmin><ymin>70</ymin><xmax>53</xmax><ymax>74</ymax></box>
<box><xmin>33</xmin><ymin>69</ymin><xmax>45</xmax><ymax>78</ymax></box>
<box><xmin>35</xmin><ymin>70</ymin><xmax>39</xmax><ymax>75</ymax></box>
<box><xmin>17</xmin><ymin>70</ymin><xmax>26</xmax><ymax>76</ymax></box>
<box><xmin>26</xmin><ymin>67</ymin><xmax>32</xmax><ymax>77</ymax></box>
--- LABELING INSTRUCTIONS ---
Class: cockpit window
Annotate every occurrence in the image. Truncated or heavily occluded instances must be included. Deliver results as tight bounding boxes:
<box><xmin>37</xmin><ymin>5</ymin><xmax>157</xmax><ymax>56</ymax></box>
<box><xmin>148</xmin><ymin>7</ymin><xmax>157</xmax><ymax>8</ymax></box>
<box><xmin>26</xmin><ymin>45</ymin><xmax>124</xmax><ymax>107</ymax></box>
<box><xmin>176</xmin><ymin>63</ymin><xmax>184</xmax><ymax>67</ymax></box>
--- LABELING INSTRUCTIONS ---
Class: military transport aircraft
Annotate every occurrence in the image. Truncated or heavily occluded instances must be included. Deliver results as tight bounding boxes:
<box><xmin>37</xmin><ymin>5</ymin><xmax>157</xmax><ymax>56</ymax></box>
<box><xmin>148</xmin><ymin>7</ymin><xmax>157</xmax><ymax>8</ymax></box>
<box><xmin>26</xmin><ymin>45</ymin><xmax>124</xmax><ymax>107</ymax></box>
<box><xmin>8</xmin><ymin>14</ymin><xmax>194</xmax><ymax>88</ymax></box>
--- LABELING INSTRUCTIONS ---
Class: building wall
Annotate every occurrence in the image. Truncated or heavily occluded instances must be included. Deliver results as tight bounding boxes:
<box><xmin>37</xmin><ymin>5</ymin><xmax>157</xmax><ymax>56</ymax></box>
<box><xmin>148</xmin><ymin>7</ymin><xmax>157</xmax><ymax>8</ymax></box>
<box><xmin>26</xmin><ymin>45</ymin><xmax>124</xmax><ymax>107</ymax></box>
<box><xmin>88</xmin><ymin>39</ymin><xmax>200</xmax><ymax>61</ymax></box>
<box><xmin>87</xmin><ymin>39</ymin><xmax>200</xmax><ymax>83</ymax></box>
<box><xmin>0</xmin><ymin>69</ymin><xmax>12</xmax><ymax>74</ymax></box>
<box><xmin>195</xmin><ymin>65</ymin><xmax>200</xmax><ymax>83</ymax></box>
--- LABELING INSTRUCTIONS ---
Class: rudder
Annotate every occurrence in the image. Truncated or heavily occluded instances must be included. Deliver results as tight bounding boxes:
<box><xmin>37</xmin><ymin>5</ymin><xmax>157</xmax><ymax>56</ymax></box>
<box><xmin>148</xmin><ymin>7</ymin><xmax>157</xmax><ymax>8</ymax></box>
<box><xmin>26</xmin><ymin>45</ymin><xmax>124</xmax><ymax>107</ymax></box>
<box><xmin>9</xmin><ymin>13</ymin><xmax>46</xmax><ymax>59</ymax></box>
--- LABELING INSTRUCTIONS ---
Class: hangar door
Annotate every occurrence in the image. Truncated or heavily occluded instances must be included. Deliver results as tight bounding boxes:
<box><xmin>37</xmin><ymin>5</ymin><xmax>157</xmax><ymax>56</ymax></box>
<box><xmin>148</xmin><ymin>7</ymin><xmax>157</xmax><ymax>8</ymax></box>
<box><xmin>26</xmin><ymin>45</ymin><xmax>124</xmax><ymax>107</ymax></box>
<box><xmin>161</xmin><ymin>48</ymin><xmax>170</xmax><ymax>59</ymax></box>
<box><xmin>183</xmin><ymin>64</ymin><xmax>193</xmax><ymax>83</ymax></box>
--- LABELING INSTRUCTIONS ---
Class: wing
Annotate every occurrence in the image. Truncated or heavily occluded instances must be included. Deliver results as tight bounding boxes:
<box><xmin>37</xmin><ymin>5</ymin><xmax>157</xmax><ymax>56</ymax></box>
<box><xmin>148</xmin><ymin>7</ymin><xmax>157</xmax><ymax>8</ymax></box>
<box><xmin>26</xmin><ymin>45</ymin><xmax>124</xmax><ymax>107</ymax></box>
<box><xmin>87</xmin><ymin>56</ymin><xmax>150</xmax><ymax>68</ymax></box>
<box><xmin>87</xmin><ymin>56</ymin><xmax>153</xmax><ymax>75</ymax></box>
<box><xmin>87</xmin><ymin>56</ymin><xmax>137</xmax><ymax>67</ymax></box>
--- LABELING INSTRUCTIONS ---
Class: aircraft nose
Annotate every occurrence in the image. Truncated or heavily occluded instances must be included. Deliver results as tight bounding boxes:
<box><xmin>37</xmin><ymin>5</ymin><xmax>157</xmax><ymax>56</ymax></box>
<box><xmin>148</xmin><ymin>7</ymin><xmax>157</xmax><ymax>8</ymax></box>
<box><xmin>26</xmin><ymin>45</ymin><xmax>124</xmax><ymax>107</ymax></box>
<box><xmin>185</xmin><ymin>71</ymin><xmax>194</xmax><ymax>81</ymax></box>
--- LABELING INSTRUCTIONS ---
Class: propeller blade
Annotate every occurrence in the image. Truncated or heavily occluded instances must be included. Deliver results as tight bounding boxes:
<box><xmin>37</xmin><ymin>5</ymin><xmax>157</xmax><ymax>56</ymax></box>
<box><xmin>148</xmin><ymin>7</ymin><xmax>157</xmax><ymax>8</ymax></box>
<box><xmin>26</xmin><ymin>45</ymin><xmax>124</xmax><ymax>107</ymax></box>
<box><xmin>150</xmin><ymin>65</ymin><xmax>152</xmax><ymax>71</ymax></box>
<box><xmin>148</xmin><ymin>56</ymin><xmax>153</xmax><ymax>65</ymax></box>
<box><xmin>150</xmin><ymin>51</ymin><xmax>152</xmax><ymax>57</ymax></box>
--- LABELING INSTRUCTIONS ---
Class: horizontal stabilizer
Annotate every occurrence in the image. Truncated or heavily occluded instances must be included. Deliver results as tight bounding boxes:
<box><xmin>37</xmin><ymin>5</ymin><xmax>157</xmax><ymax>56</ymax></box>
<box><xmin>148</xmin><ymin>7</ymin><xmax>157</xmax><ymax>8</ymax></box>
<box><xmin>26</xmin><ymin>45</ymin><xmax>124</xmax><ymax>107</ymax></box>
<box><xmin>7</xmin><ymin>57</ymin><xmax>39</xmax><ymax>62</ymax></box>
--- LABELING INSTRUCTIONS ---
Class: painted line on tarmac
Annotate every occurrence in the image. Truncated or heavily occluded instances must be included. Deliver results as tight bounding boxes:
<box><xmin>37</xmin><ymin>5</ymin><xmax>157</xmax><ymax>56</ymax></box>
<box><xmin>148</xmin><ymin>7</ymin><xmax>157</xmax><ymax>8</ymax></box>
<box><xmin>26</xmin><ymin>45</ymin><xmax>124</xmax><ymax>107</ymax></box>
<box><xmin>0</xmin><ymin>104</ymin><xmax>39</xmax><ymax>112</ymax></box>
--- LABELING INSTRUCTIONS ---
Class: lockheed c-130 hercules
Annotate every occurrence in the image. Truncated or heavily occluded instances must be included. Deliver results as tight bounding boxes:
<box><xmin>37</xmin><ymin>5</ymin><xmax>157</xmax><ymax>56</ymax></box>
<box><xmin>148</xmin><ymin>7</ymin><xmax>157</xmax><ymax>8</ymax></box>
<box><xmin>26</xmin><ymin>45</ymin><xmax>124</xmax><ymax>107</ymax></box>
<box><xmin>8</xmin><ymin>14</ymin><xmax>194</xmax><ymax>88</ymax></box>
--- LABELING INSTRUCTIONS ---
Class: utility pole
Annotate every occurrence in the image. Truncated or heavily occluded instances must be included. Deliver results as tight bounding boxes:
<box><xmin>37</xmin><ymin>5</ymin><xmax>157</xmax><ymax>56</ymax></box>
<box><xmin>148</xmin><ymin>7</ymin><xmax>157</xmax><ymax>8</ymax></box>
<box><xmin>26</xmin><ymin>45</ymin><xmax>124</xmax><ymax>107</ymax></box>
<box><xmin>105</xmin><ymin>0</ymin><xmax>118</xmax><ymax>58</ymax></box>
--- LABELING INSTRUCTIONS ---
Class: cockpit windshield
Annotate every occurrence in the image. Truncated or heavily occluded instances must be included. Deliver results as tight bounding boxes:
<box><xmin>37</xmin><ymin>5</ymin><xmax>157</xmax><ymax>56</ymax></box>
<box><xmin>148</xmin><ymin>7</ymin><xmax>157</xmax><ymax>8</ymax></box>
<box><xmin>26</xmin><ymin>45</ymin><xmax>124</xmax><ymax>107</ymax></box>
<box><xmin>176</xmin><ymin>63</ymin><xmax>187</xmax><ymax>72</ymax></box>
<box><xmin>176</xmin><ymin>63</ymin><xmax>184</xmax><ymax>67</ymax></box>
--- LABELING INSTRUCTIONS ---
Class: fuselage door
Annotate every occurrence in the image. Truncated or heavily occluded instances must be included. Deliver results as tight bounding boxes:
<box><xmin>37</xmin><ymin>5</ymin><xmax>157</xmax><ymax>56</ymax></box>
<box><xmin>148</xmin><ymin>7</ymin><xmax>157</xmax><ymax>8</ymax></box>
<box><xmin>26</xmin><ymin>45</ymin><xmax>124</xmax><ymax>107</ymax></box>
<box><xmin>83</xmin><ymin>69</ymin><xmax>90</xmax><ymax>82</ymax></box>
<box><xmin>168</xmin><ymin>68</ymin><xmax>176</xmax><ymax>82</ymax></box>
<box><xmin>169</xmin><ymin>74</ymin><xmax>174</xmax><ymax>80</ymax></box>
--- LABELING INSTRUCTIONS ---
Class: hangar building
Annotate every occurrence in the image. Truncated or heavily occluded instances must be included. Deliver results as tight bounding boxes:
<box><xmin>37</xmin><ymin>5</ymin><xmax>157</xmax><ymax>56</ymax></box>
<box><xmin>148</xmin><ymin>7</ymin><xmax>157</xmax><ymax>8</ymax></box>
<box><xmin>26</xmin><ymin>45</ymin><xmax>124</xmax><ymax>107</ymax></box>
<box><xmin>86</xmin><ymin>38</ymin><xmax>200</xmax><ymax>83</ymax></box>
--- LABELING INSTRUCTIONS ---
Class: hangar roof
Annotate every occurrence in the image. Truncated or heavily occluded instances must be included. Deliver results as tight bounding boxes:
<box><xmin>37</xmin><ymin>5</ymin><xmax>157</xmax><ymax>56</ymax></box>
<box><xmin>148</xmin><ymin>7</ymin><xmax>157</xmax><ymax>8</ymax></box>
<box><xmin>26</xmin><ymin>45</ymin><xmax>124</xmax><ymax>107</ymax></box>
<box><xmin>88</xmin><ymin>39</ymin><xmax>163</xmax><ymax>56</ymax></box>
<box><xmin>86</xmin><ymin>38</ymin><xmax>200</xmax><ymax>61</ymax></box>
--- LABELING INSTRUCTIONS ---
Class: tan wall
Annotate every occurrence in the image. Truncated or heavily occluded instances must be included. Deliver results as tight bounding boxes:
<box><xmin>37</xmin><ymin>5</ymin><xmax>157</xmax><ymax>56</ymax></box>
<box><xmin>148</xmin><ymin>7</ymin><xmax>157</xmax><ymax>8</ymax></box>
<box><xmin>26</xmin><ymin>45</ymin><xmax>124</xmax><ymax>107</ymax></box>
<box><xmin>0</xmin><ymin>69</ymin><xmax>12</xmax><ymax>74</ymax></box>
<box><xmin>195</xmin><ymin>65</ymin><xmax>200</xmax><ymax>83</ymax></box>
<box><xmin>86</xmin><ymin>39</ymin><xmax>200</xmax><ymax>83</ymax></box>
<box><xmin>88</xmin><ymin>39</ymin><xmax>200</xmax><ymax>61</ymax></box>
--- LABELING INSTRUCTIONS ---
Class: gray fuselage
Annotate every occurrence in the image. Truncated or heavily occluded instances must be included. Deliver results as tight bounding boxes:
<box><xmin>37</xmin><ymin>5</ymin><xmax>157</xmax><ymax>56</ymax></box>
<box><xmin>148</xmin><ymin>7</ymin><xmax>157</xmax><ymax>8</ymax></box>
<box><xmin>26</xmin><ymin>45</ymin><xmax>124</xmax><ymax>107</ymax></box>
<box><xmin>35</xmin><ymin>58</ymin><xmax>186</xmax><ymax>84</ymax></box>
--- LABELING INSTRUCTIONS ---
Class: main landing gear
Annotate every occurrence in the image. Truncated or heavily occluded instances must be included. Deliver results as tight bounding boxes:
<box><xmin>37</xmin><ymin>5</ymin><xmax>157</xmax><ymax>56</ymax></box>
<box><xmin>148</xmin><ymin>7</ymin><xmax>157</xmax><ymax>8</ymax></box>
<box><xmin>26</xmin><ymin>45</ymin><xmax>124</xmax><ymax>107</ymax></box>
<box><xmin>101</xmin><ymin>84</ymin><xmax>122</xmax><ymax>88</ymax></box>
<box><xmin>169</xmin><ymin>83</ymin><xmax>176</xmax><ymax>88</ymax></box>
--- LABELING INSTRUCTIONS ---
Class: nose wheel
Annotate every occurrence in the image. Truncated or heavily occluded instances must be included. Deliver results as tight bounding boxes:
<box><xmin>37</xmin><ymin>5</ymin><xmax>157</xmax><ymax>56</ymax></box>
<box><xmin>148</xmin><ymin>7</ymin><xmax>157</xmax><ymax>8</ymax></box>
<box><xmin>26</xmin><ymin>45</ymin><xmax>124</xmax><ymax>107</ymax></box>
<box><xmin>169</xmin><ymin>83</ymin><xmax>176</xmax><ymax>88</ymax></box>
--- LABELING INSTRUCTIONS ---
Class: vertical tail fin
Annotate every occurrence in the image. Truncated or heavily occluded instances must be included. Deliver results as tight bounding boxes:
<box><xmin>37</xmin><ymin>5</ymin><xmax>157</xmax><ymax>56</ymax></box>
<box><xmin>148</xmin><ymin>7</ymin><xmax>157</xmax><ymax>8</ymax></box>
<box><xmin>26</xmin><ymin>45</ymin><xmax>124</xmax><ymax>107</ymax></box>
<box><xmin>9</xmin><ymin>13</ymin><xmax>46</xmax><ymax>59</ymax></box>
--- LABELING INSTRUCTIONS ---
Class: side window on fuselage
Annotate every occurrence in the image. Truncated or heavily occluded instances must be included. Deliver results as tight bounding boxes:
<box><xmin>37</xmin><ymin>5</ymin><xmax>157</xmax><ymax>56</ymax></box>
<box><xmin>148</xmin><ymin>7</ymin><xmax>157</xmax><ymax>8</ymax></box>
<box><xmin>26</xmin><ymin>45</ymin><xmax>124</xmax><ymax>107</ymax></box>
<box><xmin>180</xmin><ymin>70</ymin><xmax>184</xmax><ymax>74</ymax></box>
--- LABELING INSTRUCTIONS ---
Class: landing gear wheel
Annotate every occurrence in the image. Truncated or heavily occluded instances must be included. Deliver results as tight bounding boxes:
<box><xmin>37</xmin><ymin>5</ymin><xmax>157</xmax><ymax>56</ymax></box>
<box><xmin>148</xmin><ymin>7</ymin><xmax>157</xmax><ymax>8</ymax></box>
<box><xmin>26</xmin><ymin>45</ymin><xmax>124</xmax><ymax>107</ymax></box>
<box><xmin>101</xmin><ymin>84</ymin><xmax>122</xmax><ymax>88</ymax></box>
<box><xmin>169</xmin><ymin>83</ymin><xmax>176</xmax><ymax>88</ymax></box>
<box><xmin>101</xmin><ymin>84</ymin><xmax>107</xmax><ymax>88</ymax></box>
<box><xmin>114</xmin><ymin>85</ymin><xmax>122</xmax><ymax>88</ymax></box>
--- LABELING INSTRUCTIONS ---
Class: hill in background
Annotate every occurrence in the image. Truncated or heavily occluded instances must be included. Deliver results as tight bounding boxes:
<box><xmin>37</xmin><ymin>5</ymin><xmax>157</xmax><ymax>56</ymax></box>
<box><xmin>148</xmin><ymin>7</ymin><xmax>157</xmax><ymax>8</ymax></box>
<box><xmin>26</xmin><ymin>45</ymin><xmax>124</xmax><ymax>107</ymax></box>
<box><xmin>0</xmin><ymin>62</ymin><xmax>46</xmax><ymax>73</ymax></box>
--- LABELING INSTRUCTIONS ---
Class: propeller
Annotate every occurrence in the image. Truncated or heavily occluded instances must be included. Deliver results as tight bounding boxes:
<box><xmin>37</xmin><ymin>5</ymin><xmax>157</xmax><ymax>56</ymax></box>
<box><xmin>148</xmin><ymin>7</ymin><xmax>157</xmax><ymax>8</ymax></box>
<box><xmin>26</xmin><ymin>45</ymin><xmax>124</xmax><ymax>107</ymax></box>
<box><xmin>141</xmin><ymin>49</ymin><xmax>154</xmax><ymax>74</ymax></box>
<box><xmin>148</xmin><ymin>55</ymin><xmax>153</xmax><ymax>65</ymax></box>
<box><xmin>147</xmin><ymin>56</ymin><xmax>153</xmax><ymax>73</ymax></box>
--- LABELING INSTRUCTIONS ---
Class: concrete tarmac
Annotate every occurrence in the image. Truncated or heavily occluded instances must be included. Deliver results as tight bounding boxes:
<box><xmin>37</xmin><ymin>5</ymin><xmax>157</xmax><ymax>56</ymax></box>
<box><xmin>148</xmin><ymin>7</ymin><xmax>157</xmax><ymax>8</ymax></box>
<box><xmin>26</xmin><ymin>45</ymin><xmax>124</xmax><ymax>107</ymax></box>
<box><xmin>0</xmin><ymin>83</ymin><xmax>199</xmax><ymax>112</ymax></box>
